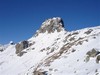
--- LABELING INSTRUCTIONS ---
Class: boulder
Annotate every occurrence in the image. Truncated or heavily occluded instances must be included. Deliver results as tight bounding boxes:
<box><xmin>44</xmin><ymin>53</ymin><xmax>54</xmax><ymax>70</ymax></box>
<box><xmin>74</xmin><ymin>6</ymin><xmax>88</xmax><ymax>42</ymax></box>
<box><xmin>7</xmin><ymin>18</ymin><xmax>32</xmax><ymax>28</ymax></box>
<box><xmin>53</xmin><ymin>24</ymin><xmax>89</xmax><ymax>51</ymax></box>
<box><xmin>85</xmin><ymin>48</ymin><xmax>100</xmax><ymax>62</ymax></box>
<box><xmin>15</xmin><ymin>40</ymin><xmax>29</xmax><ymax>55</ymax></box>
<box><xmin>86</xmin><ymin>48</ymin><xmax>100</xmax><ymax>57</ymax></box>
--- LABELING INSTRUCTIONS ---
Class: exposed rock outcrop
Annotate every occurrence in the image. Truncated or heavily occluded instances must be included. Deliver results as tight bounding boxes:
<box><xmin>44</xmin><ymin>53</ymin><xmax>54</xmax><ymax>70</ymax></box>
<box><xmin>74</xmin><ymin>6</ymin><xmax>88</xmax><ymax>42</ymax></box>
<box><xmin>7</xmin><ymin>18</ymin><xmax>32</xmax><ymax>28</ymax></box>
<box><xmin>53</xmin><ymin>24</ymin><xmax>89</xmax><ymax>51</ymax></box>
<box><xmin>34</xmin><ymin>71</ymin><xmax>47</xmax><ymax>75</ymax></box>
<box><xmin>86</xmin><ymin>48</ymin><xmax>99</xmax><ymax>57</ymax></box>
<box><xmin>0</xmin><ymin>45</ymin><xmax>4</xmax><ymax>52</ymax></box>
<box><xmin>84</xmin><ymin>29</ymin><xmax>93</xmax><ymax>35</ymax></box>
<box><xmin>85</xmin><ymin>48</ymin><xmax>100</xmax><ymax>62</ymax></box>
<box><xmin>36</xmin><ymin>17</ymin><xmax>64</xmax><ymax>35</ymax></box>
<box><xmin>15</xmin><ymin>40</ymin><xmax>29</xmax><ymax>56</ymax></box>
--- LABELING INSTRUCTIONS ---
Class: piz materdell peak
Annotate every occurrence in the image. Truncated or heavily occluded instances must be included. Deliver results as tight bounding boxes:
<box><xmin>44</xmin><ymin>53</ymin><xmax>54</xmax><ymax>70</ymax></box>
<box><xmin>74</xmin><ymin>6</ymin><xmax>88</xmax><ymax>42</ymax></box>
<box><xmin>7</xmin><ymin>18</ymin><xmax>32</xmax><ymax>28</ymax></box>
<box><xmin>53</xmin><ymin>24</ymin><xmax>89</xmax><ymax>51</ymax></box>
<box><xmin>0</xmin><ymin>17</ymin><xmax>100</xmax><ymax>75</ymax></box>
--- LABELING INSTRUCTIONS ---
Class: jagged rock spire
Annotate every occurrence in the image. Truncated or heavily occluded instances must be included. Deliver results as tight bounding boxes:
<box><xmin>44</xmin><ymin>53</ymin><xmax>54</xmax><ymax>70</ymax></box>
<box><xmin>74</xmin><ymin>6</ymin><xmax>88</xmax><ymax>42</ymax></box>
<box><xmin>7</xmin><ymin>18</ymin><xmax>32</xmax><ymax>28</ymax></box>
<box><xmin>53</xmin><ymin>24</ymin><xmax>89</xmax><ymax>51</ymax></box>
<box><xmin>37</xmin><ymin>17</ymin><xmax>64</xmax><ymax>34</ymax></box>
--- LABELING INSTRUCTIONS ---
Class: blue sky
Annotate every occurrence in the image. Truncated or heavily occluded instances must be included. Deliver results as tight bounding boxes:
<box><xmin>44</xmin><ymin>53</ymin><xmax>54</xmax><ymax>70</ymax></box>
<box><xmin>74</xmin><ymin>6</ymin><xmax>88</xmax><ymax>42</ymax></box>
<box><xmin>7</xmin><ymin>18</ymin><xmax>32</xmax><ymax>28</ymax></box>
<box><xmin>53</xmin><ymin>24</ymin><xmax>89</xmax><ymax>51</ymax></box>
<box><xmin>0</xmin><ymin>0</ymin><xmax>100</xmax><ymax>44</ymax></box>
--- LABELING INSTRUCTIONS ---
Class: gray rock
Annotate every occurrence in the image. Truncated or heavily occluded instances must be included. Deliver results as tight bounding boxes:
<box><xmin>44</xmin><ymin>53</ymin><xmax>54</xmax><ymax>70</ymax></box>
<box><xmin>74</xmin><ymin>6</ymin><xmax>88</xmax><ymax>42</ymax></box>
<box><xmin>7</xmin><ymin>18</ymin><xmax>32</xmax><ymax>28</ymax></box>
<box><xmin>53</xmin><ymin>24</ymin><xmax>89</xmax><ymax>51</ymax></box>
<box><xmin>86</xmin><ymin>48</ymin><xmax>99</xmax><ymax>57</ymax></box>
<box><xmin>37</xmin><ymin>17</ymin><xmax>64</xmax><ymax>34</ymax></box>
<box><xmin>17</xmin><ymin>51</ymin><xmax>27</xmax><ymax>57</ymax></box>
<box><xmin>84</xmin><ymin>29</ymin><xmax>93</xmax><ymax>35</ymax></box>
<box><xmin>15</xmin><ymin>40</ymin><xmax>29</xmax><ymax>55</ymax></box>
<box><xmin>34</xmin><ymin>71</ymin><xmax>47</xmax><ymax>75</ymax></box>
<box><xmin>96</xmin><ymin>55</ymin><xmax>100</xmax><ymax>63</ymax></box>
<box><xmin>85</xmin><ymin>56</ymin><xmax>90</xmax><ymax>62</ymax></box>
<box><xmin>85</xmin><ymin>48</ymin><xmax>100</xmax><ymax>62</ymax></box>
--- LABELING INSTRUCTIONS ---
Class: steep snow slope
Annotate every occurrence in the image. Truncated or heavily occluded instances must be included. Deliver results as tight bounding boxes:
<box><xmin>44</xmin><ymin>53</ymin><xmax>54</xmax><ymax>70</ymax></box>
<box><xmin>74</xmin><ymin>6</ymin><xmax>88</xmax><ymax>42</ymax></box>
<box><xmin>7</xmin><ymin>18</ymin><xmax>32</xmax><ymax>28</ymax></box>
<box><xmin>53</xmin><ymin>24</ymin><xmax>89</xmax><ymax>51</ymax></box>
<box><xmin>33</xmin><ymin>26</ymin><xmax>100</xmax><ymax>75</ymax></box>
<box><xmin>0</xmin><ymin>17</ymin><xmax>100</xmax><ymax>75</ymax></box>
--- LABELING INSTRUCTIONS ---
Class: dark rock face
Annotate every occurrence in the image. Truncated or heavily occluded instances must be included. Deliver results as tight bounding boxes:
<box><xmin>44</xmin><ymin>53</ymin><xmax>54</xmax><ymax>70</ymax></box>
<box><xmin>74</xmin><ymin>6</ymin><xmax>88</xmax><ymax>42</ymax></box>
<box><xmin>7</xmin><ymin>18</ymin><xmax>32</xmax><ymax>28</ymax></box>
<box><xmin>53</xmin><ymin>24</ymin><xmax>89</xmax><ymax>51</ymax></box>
<box><xmin>0</xmin><ymin>45</ymin><xmax>4</xmax><ymax>52</ymax></box>
<box><xmin>15</xmin><ymin>40</ymin><xmax>29</xmax><ymax>56</ymax></box>
<box><xmin>37</xmin><ymin>17</ymin><xmax>64</xmax><ymax>34</ymax></box>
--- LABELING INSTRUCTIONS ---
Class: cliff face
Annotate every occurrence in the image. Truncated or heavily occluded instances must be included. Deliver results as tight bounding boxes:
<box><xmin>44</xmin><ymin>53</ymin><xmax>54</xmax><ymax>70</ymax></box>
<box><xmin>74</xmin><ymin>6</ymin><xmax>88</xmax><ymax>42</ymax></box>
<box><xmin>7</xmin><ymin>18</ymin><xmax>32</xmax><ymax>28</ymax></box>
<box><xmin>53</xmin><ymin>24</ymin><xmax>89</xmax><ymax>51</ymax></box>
<box><xmin>0</xmin><ymin>17</ymin><xmax>100</xmax><ymax>75</ymax></box>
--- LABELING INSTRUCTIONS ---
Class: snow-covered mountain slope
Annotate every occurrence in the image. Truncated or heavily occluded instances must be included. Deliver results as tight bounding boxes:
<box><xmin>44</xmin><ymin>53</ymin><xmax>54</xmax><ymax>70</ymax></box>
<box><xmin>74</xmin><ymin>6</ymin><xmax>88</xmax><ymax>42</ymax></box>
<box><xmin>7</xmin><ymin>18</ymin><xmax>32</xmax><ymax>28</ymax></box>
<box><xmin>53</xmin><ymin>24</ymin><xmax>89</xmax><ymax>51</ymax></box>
<box><xmin>0</xmin><ymin>17</ymin><xmax>100</xmax><ymax>75</ymax></box>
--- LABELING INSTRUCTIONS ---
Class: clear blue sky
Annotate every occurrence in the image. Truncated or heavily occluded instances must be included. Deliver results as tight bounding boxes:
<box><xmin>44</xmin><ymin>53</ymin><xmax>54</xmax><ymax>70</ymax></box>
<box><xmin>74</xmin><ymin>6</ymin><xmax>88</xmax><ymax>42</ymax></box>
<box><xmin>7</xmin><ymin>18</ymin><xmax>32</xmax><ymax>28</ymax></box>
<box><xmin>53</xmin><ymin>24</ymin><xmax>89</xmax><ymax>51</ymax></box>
<box><xmin>0</xmin><ymin>0</ymin><xmax>100</xmax><ymax>44</ymax></box>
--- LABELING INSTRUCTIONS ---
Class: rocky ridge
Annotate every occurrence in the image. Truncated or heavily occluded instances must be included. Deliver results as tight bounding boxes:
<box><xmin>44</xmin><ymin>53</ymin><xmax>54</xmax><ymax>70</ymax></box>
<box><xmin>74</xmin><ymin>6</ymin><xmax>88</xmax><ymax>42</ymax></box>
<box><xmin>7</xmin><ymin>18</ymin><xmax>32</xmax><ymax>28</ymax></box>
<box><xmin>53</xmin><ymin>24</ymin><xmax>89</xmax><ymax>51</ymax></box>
<box><xmin>0</xmin><ymin>17</ymin><xmax>100</xmax><ymax>75</ymax></box>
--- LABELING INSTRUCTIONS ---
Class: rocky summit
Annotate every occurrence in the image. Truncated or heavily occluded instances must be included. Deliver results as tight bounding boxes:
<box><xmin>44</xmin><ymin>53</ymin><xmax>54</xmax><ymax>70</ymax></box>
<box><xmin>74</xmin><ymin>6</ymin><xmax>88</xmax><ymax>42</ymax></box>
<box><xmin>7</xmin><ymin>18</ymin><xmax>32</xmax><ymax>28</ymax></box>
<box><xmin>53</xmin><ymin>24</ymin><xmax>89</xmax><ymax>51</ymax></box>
<box><xmin>36</xmin><ymin>17</ymin><xmax>64</xmax><ymax>34</ymax></box>
<box><xmin>0</xmin><ymin>17</ymin><xmax>100</xmax><ymax>75</ymax></box>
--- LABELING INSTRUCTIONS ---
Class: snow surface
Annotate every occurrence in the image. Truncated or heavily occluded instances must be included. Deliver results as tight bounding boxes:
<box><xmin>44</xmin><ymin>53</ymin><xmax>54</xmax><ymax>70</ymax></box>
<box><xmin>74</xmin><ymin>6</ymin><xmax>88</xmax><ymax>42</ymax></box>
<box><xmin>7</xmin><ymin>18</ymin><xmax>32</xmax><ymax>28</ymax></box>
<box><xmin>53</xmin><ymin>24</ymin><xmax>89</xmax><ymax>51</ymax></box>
<box><xmin>0</xmin><ymin>26</ymin><xmax>100</xmax><ymax>75</ymax></box>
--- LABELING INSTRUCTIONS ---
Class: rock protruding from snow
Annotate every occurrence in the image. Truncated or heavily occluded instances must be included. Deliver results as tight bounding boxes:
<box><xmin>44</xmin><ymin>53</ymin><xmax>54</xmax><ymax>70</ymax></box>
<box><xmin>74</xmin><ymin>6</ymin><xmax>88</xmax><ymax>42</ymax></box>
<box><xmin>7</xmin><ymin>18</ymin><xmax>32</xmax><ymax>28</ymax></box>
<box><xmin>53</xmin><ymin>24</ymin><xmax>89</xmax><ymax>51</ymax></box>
<box><xmin>85</xmin><ymin>48</ymin><xmax>100</xmax><ymax>63</ymax></box>
<box><xmin>0</xmin><ymin>44</ymin><xmax>4</xmax><ymax>52</ymax></box>
<box><xmin>15</xmin><ymin>40</ymin><xmax>28</xmax><ymax>56</ymax></box>
<box><xmin>37</xmin><ymin>17</ymin><xmax>64</xmax><ymax>35</ymax></box>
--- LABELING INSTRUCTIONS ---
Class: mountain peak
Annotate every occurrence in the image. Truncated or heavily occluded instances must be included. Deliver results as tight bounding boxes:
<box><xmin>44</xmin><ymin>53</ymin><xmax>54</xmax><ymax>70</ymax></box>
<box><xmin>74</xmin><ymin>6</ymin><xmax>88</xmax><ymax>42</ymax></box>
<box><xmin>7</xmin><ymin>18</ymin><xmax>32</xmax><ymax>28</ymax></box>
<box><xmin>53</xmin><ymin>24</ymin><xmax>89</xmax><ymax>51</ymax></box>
<box><xmin>1</xmin><ymin>16</ymin><xmax>100</xmax><ymax>75</ymax></box>
<box><xmin>37</xmin><ymin>17</ymin><xmax>65</xmax><ymax>34</ymax></box>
